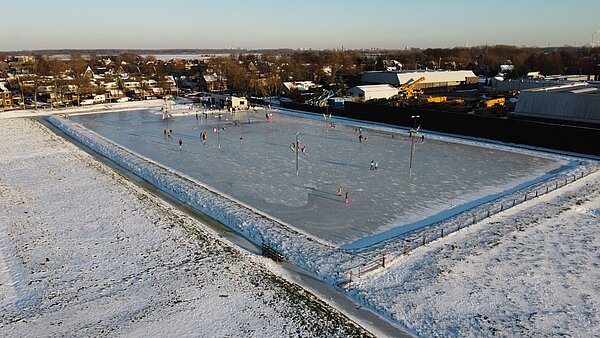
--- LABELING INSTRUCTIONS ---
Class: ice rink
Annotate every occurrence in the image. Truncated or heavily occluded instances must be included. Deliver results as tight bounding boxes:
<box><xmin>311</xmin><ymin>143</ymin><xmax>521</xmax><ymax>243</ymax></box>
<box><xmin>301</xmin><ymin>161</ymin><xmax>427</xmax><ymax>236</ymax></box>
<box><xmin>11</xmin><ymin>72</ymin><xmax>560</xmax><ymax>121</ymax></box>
<box><xmin>71</xmin><ymin>108</ymin><xmax>569</xmax><ymax>248</ymax></box>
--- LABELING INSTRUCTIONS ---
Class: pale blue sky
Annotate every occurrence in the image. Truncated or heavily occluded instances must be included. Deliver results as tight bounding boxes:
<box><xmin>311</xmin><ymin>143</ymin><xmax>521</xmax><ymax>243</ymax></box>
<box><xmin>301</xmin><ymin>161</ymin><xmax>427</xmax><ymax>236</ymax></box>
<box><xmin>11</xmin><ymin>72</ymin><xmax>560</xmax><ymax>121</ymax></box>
<box><xmin>2</xmin><ymin>0</ymin><xmax>599</xmax><ymax>50</ymax></box>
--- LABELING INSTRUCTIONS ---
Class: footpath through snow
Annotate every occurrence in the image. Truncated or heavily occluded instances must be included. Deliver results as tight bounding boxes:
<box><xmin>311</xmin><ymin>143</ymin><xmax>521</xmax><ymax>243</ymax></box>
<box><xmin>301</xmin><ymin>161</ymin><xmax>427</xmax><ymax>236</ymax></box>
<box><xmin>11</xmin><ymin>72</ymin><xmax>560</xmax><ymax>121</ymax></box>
<box><xmin>0</xmin><ymin>117</ymin><xmax>373</xmax><ymax>337</ymax></box>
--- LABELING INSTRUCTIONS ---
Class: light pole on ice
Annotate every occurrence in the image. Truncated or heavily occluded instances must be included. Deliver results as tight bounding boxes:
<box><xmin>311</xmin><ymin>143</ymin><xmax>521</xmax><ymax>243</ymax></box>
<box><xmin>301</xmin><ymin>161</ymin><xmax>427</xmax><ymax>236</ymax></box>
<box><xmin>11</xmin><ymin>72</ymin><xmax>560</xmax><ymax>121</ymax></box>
<box><xmin>213</xmin><ymin>127</ymin><xmax>223</xmax><ymax>151</ymax></box>
<box><xmin>295</xmin><ymin>132</ymin><xmax>300</xmax><ymax>176</ymax></box>
<box><xmin>409</xmin><ymin>115</ymin><xmax>420</xmax><ymax>176</ymax></box>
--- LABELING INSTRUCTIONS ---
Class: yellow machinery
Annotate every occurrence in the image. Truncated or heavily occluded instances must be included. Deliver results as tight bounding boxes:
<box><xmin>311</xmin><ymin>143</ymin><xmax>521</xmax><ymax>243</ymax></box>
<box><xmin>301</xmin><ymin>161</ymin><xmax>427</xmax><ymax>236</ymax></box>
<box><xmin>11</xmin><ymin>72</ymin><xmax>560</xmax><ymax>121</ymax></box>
<box><xmin>399</xmin><ymin>77</ymin><xmax>425</xmax><ymax>98</ymax></box>
<box><xmin>481</xmin><ymin>98</ymin><xmax>505</xmax><ymax>107</ymax></box>
<box><xmin>425</xmin><ymin>96</ymin><xmax>447</xmax><ymax>103</ymax></box>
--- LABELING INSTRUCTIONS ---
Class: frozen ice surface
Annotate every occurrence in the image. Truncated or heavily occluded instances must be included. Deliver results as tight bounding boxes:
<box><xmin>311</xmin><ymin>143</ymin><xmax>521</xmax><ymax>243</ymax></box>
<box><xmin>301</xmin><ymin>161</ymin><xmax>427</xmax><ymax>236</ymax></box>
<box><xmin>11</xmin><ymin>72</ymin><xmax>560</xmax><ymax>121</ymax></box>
<box><xmin>70</xmin><ymin>108</ymin><xmax>569</xmax><ymax>248</ymax></box>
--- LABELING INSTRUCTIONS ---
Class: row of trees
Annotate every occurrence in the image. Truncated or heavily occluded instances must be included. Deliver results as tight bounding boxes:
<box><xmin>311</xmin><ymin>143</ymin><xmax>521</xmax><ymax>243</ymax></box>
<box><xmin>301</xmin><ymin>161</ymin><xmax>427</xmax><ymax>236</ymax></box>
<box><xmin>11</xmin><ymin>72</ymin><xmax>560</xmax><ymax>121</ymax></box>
<box><xmin>3</xmin><ymin>45</ymin><xmax>600</xmax><ymax>102</ymax></box>
<box><xmin>202</xmin><ymin>46</ymin><xmax>600</xmax><ymax>96</ymax></box>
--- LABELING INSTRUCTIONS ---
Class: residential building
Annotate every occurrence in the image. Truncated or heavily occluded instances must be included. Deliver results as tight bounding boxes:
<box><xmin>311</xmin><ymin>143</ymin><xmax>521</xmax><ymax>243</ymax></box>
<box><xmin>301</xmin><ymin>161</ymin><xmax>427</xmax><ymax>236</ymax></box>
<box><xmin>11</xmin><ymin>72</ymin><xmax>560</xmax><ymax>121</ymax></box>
<box><xmin>1</xmin><ymin>82</ymin><xmax>13</xmax><ymax>109</ymax></box>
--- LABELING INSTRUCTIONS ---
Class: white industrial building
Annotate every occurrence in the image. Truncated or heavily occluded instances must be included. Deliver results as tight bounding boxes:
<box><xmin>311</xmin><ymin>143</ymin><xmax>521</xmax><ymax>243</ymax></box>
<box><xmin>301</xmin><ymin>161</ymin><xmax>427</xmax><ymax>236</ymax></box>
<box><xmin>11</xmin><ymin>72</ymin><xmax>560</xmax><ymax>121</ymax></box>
<box><xmin>514</xmin><ymin>83</ymin><xmax>600</xmax><ymax>125</ymax></box>
<box><xmin>361</xmin><ymin>70</ymin><xmax>478</xmax><ymax>92</ymax></box>
<box><xmin>347</xmin><ymin>84</ymin><xmax>398</xmax><ymax>101</ymax></box>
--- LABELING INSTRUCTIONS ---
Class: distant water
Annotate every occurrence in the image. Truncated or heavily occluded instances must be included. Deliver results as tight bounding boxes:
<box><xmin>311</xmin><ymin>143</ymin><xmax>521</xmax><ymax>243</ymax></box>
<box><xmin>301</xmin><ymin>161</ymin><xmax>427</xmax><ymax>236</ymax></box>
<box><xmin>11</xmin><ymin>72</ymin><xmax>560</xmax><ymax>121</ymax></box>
<box><xmin>141</xmin><ymin>54</ymin><xmax>237</xmax><ymax>61</ymax></box>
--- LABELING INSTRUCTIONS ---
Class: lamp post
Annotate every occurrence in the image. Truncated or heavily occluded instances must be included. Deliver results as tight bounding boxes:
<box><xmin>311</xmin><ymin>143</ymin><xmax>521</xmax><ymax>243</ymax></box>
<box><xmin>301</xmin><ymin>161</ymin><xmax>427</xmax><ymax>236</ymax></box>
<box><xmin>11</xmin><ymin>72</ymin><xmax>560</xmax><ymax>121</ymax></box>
<box><xmin>409</xmin><ymin>115</ymin><xmax>420</xmax><ymax>176</ymax></box>
<box><xmin>213</xmin><ymin>127</ymin><xmax>223</xmax><ymax>151</ymax></box>
<box><xmin>295</xmin><ymin>132</ymin><xmax>300</xmax><ymax>176</ymax></box>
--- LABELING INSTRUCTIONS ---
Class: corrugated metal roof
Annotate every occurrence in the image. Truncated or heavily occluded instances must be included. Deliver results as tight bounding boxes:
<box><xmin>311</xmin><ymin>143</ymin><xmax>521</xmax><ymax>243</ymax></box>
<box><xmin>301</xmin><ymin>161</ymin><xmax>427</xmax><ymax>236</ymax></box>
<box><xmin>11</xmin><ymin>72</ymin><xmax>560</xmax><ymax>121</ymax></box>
<box><xmin>514</xmin><ymin>83</ymin><xmax>600</xmax><ymax>124</ymax></box>
<box><xmin>361</xmin><ymin>70</ymin><xmax>477</xmax><ymax>86</ymax></box>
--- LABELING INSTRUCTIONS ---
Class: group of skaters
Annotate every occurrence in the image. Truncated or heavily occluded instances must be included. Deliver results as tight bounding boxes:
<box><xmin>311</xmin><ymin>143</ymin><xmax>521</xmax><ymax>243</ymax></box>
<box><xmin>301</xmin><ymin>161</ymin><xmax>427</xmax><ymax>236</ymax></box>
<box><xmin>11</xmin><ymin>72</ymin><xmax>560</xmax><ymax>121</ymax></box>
<box><xmin>290</xmin><ymin>142</ymin><xmax>307</xmax><ymax>154</ymax></box>
<box><xmin>337</xmin><ymin>184</ymin><xmax>349</xmax><ymax>204</ymax></box>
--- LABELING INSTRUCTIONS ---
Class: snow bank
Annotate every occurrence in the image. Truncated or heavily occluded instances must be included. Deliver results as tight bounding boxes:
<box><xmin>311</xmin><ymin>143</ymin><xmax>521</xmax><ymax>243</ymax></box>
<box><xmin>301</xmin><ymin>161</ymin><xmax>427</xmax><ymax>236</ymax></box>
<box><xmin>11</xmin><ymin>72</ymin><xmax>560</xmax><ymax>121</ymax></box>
<box><xmin>46</xmin><ymin>115</ymin><xmax>343</xmax><ymax>282</ymax></box>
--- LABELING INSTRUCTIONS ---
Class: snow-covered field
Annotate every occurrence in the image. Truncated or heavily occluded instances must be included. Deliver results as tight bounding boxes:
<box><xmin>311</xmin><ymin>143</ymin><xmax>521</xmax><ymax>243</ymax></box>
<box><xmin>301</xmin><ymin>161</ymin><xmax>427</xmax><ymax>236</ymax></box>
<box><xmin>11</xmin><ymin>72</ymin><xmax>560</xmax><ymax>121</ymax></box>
<box><xmin>2</xmin><ymin>102</ymin><xmax>599</xmax><ymax>337</ymax></box>
<box><xmin>351</xmin><ymin>168</ymin><xmax>600</xmax><ymax>337</ymax></box>
<box><xmin>0</xmin><ymin>117</ymin><xmax>373</xmax><ymax>337</ymax></box>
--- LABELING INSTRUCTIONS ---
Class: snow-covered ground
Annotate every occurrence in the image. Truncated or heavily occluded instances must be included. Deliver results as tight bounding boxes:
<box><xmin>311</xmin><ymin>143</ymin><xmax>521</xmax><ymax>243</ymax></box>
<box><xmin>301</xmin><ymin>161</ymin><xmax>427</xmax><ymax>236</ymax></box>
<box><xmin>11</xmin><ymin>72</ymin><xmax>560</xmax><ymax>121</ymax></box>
<box><xmin>3</xmin><ymin>102</ymin><xmax>599</xmax><ymax>337</ymax></box>
<box><xmin>351</xmin><ymin>168</ymin><xmax>600</xmax><ymax>337</ymax></box>
<box><xmin>0</xmin><ymin>117</ymin><xmax>373</xmax><ymax>337</ymax></box>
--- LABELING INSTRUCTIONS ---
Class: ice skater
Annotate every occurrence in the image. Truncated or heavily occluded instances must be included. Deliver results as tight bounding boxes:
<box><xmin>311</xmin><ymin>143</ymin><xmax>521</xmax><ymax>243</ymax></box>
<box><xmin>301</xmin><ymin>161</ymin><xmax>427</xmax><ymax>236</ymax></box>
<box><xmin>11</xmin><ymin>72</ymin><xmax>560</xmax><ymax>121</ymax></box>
<box><xmin>359</xmin><ymin>134</ymin><xmax>363</xmax><ymax>143</ymax></box>
<box><xmin>345</xmin><ymin>192</ymin><xmax>349</xmax><ymax>204</ymax></box>
<box><xmin>370</xmin><ymin>160</ymin><xmax>375</xmax><ymax>170</ymax></box>
<box><xmin>178</xmin><ymin>138</ymin><xmax>183</xmax><ymax>149</ymax></box>
<box><xmin>374</xmin><ymin>161</ymin><xmax>378</xmax><ymax>170</ymax></box>
<box><xmin>337</xmin><ymin>184</ymin><xmax>343</xmax><ymax>196</ymax></box>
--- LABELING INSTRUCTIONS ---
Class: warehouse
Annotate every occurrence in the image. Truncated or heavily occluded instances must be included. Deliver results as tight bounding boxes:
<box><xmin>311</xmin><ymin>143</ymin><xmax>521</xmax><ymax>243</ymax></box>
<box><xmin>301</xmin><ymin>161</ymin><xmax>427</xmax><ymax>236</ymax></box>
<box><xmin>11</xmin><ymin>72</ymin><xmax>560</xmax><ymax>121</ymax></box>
<box><xmin>347</xmin><ymin>84</ymin><xmax>398</xmax><ymax>101</ymax></box>
<box><xmin>514</xmin><ymin>83</ymin><xmax>600</xmax><ymax>125</ymax></box>
<box><xmin>361</xmin><ymin>70</ymin><xmax>478</xmax><ymax>93</ymax></box>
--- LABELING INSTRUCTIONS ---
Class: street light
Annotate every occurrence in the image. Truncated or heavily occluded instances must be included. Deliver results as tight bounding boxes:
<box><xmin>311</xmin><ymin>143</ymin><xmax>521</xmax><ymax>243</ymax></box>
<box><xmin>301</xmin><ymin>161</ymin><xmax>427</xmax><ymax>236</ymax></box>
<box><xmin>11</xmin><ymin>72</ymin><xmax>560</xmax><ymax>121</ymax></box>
<box><xmin>295</xmin><ymin>132</ymin><xmax>300</xmax><ymax>176</ymax></box>
<box><xmin>213</xmin><ymin>126</ymin><xmax>224</xmax><ymax>151</ymax></box>
<box><xmin>409</xmin><ymin>115</ymin><xmax>420</xmax><ymax>176</ymax></box>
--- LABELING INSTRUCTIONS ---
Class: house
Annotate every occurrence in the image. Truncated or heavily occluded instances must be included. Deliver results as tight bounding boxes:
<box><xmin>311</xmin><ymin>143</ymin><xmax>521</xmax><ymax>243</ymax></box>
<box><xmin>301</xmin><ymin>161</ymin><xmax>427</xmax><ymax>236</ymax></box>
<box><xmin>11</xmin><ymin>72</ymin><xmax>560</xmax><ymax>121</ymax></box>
<box><xmin>106</xmin><ymin>89</ymin><xmax>125</xmax><ymax>100</ymax></box>
<box><xmin>103</xmin><ymin>81</ymin><xmax>119</xmax><ymax>90</ymax></box>
<box><xmin>347</xmin><ymin>84</ymin><xmax>398</xmax><ymax>101</ymax></box>
<box><xmin>142</xmin><ymin>79</ymin><xmax>158</xmax><ymax>87</ymax></box>
<box><xmin>202</xmin><ymin>73</ymin><xmax>227</xmax><ymax>91</ymax></box>
<box><xmin>123</xmin><ymin>81</ymin><xmax>141</xmax><ymax>89</ymax></box>
<box><xmin>93</xmin><ymin>94</ymin><xmax>106</xmax><ymax>103</ymax></box>
<box><xmin>1</xmin><ymin>82</ymin><xmax>13</xmax><ymax>109</ymax></box>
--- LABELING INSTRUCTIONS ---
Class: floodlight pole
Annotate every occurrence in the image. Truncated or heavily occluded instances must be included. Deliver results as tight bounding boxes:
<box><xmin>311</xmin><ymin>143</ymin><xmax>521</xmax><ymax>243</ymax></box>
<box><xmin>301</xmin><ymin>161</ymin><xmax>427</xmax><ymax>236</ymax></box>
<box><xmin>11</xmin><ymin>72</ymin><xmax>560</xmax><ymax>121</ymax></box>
<box><xmin>409</xmin><ymin>115</ymin><xmax>420</xmax><ymax>176</ymax></box>
<box><xmin>295</xmin><ymin>132</ymin><xmax>299</xmax><ymax>176</ymax></box>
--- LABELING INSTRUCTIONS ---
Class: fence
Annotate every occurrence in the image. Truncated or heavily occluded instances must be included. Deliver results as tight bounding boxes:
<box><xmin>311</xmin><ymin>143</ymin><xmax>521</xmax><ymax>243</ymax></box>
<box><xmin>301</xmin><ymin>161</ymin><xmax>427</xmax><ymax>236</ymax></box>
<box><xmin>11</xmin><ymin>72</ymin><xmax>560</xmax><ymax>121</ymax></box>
<box><xmin>340</xmin><ymin>164</ymin><xmax>598</xmax><ymax>289</ymax></box>
<box><xmin>261</xmin><ymin>243</ymin><xmax>285</xmax><ymax>262</ymax></box>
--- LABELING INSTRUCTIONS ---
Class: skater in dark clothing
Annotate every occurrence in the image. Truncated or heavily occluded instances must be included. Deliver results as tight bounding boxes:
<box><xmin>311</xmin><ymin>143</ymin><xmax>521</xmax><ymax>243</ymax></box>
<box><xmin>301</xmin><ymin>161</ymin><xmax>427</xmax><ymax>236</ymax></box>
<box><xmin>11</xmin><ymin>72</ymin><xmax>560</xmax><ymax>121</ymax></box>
<box><xmin>359</xmin><ymin>134</ymin><xmax>363</xmax><ymax>143</ymax></box>
<box><xmin>370</xmin><ymin>160</ymin><xmax>375</xmax><ymax>170</ymax></box>
<box><xmin>178</xmin><ymin>138</ymin><xmax>183</xmax><ymax>149</ymax></box>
